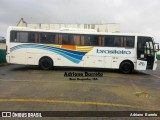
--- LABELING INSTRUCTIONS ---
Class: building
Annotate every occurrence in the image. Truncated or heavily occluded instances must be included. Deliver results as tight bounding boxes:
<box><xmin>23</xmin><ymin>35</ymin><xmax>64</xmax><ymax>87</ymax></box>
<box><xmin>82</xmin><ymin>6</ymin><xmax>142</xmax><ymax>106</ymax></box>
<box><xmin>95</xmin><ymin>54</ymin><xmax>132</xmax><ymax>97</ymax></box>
<box><xmin>17</xmin><ymin>18</ymin><xmax>120</xmax><ymax>33</ymax></box>
<box><xmin>17</xmin><ymin>18</ymin><xmax>27</xmax><ymax>27</ymax></box>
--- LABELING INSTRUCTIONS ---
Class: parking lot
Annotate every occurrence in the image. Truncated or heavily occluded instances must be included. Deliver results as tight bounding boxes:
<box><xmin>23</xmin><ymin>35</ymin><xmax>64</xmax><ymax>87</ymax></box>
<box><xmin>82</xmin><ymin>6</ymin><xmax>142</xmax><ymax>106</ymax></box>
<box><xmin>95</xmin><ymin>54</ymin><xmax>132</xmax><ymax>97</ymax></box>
<box><xmin>0</xmin><ymin>62</ymin><xmax>160</xmax><ymax>119</ymax></box>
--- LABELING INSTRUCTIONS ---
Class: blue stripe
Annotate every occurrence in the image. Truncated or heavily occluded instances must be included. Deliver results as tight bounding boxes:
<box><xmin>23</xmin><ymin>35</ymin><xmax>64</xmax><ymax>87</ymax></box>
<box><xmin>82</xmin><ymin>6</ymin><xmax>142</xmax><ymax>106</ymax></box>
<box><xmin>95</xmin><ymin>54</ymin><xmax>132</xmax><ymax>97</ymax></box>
<box><xmin>10</xmin><ymin>44</ymin><xmax>88</xmax><ymax>64</ymax></box>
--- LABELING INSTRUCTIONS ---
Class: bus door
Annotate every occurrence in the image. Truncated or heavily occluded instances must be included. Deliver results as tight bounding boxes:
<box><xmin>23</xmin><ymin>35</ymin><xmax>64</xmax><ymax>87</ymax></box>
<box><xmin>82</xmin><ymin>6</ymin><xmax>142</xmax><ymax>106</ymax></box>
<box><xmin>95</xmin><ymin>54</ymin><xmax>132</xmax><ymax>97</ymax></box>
<box><xmin>137</xmin><ymin>37</ymin><xmax>156</xmax><ymax>70</ymax></box>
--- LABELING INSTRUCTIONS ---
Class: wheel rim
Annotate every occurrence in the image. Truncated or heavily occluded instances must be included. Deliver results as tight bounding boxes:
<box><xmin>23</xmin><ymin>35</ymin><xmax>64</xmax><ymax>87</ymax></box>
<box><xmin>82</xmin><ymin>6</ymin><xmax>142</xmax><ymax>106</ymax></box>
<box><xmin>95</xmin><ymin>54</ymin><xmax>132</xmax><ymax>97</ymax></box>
<box><xmin>123</xmin><ymin>64</ymin><xmax>130</xmax><ymax>72</ymax></box>
<box><xmin>40</xmin><ymin>58</ymin><xmax>53</xmax><ymax>70</ymax></box>
<box><xmin>120</xmin><ymin>62</ymin><xmax>132</xmax><ymax>73</ymax></box>
<box><xmin>42</xmin><ymin>60</ymin><xmax>51</xmax><ymax>69</ymax></box>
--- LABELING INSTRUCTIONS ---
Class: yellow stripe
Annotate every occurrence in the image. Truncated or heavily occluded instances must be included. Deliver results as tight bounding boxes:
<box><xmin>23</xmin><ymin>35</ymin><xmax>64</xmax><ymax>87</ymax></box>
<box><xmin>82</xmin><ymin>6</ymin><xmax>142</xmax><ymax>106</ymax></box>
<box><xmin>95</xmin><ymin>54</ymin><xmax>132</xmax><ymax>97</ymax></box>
<box><xmin>77</xmin><ymin>50</ymin><xmax>91</xmax><ymax>52</ymax></box>
<box><xmin>45</xmin><ymin>44</ymin><xmax>61</xmax><ymax>48</ymax></box>
<box><xmin>77</xmin><ymin>46</ymin><xmax>93</xmax><ymax>48</ymax></box>
<box><xmin>77</xmin><ymin>47</ymin><xmax>93</xmax><ymax>48</ymax></box>
<box><xmin>76</xmin><ymin>47</ymin><xmax>94</xmax><ymax>52</ymax></box>
<box><xmin>77</xmin><ymin>48</ymin><xmax>93</xmax><ymax>50</ymax></box>
<box><xmin>1</xmin><ymin>98</ymin><xmax>158</xmax><ymax>110</ymax></box>
<box><xmin>0</xmin><ymin>98</ymin><xmax>137</xmax><ymax>108</ymax></box>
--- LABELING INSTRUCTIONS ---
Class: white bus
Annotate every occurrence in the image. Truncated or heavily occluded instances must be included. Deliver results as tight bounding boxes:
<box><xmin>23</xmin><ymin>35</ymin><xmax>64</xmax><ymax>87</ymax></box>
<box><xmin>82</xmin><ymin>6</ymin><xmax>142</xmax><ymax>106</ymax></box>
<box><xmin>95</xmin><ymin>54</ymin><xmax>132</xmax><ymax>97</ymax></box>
<box><xmin>6</xmin><ymin>26</ymin><xmax>159</xmax><ymax>73</ymax></box>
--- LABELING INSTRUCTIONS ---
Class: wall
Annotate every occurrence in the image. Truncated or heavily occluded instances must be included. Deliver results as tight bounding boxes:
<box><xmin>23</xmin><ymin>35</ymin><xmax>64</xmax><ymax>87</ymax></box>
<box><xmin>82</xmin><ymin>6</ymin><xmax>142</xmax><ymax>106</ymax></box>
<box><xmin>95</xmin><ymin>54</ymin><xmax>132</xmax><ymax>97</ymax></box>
<box><xmin>27</xmin><ymin>23</ymin><xmax>120</xmax><ymax>33</ymax></box>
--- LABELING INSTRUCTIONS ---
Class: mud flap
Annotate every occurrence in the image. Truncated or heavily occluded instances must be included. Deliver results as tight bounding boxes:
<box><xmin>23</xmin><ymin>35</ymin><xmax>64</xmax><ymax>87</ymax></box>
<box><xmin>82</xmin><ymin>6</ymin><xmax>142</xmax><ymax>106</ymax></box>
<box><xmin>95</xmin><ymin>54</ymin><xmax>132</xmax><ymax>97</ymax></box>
<box><xmin>152</xmin><ymin>55</ymin><xmax>157</xmax><ymax>70</ymax></box>
<box><xmin>152</xmin><ymin>62</ymin><xmax>157</xmax><ymax>70</ymax></box>
<box><xmin>137</xmin><ymin>60</ymin><xmax>147</xmax><ymax>70</ymax></box>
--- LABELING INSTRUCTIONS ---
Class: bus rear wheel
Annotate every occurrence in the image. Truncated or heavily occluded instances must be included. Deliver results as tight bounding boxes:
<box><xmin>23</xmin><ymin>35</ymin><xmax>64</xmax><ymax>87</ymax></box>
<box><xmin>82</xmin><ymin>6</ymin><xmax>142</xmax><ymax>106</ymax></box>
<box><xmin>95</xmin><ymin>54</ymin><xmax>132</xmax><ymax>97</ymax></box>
<box><xmin>119</xmin><ymin>61</ymin><xmax>133</xmax><ymax>74</ymax></box>
<box><xmin>39</xmin><ymin>57</ymin><xmax>53</xmax><ymax>70</ymax></box>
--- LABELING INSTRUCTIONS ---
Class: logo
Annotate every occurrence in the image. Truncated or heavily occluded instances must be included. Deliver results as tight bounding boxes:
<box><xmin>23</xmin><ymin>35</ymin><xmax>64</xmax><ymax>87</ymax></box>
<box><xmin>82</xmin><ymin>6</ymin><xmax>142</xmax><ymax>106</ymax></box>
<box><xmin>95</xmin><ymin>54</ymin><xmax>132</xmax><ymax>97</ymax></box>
<box><xmin>1</xmin><ymin>112</ymin><xmax>42</xmax><ymax>118</ymax></box>
<box><xmin>138</xmin><ymin>62</ymin><xmax>145</xmax><ymax>66</ymax></box>
<box><xmin>96</xmin><ymin>49</ymin><xmax>131</xmax><ymax>54</ymax></box>
<box><xmin>2</xmin><ymin>112</ymin><xmax>11</xmax><ymax>117</ymax></box>
<box><xmin>64</xmin><ymin>72</ymin><xmax>103</xmax><ymax>81</ymax></box>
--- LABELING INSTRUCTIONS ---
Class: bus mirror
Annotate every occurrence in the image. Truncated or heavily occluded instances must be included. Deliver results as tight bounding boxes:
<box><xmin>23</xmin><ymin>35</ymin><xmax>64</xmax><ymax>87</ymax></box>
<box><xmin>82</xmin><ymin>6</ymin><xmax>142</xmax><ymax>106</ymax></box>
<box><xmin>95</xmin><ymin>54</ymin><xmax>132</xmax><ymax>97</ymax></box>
<box><xmin>154</xmin><ymin>43</ymin><xmax>160</xmax><ymax>52</ymax></box>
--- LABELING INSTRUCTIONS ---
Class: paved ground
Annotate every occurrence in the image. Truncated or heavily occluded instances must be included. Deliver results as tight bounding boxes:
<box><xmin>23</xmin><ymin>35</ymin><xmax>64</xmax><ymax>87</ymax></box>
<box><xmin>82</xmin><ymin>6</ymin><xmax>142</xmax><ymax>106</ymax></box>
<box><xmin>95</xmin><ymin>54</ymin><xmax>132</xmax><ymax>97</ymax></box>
<box><xmin>0</xmin><ymin>62</ymin><xmax>160</xmax><ymax>119</ymax></box>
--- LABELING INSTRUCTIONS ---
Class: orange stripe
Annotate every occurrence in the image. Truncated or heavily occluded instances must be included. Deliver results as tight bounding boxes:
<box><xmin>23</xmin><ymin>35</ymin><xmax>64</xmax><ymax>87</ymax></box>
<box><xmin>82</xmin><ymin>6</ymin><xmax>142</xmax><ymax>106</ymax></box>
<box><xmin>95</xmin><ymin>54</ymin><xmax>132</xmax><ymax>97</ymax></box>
<box><xmin>61</xmin><ymin>45</ymin><xmax>76</xmax><ymax>50</ymax></box>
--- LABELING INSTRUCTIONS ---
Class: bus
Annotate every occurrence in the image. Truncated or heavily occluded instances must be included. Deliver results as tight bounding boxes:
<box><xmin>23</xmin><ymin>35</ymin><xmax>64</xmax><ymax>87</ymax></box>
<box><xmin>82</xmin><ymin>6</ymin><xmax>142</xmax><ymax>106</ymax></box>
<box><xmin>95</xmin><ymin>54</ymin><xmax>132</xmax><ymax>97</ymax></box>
<box><xmin>6</xmin><ymin>26</ymin><xmax>159</xmax><ymax>73</ymax></box>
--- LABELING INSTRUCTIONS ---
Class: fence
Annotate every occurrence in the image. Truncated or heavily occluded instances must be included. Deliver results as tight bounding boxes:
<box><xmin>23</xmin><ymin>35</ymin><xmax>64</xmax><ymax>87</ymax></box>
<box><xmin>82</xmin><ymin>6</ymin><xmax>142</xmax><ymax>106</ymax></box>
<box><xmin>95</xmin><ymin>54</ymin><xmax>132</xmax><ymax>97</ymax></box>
<box><xmin>157</xmin><ymin>54</ymin><xmax>160</xmax><ymax>60</ymax></box>
<box><xmin>0</xmin><ymin>49</ymin><xmax>6</xmax><ymax>63</ymax></box>
<box><xmin>0</xmin><ymin>43</ymin><xmax>6</xmax><ymax>64</ymax></box>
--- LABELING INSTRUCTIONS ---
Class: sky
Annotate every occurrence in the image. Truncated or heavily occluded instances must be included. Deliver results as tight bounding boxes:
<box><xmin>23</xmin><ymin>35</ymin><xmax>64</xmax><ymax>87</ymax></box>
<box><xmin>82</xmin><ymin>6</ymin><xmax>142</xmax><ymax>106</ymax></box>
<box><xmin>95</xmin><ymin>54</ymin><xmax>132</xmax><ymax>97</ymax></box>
<box><xmin>0</xmin><ymin>0</ymin><xmax>160</xmax><ymax>42</ymax></box>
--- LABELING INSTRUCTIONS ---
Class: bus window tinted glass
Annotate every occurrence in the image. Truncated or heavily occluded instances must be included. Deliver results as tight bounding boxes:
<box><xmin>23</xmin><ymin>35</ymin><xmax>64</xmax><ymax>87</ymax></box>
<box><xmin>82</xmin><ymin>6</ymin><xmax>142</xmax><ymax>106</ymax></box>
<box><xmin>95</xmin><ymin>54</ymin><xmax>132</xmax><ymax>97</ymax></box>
<box><xmin>40</xmin><ymin>33</ymin><xmax>47</xmax><ymax>43</ymax></box>
<box><xmin>29</xmin><ymin>32</ymin><xmax>35</xmax><ymax>43</ymax></box>
<box><xmin>99</xmin><ymin>36</ymin><xmax>105</xmax><ymax>46</ymax></box>
<box><xmin>11</xmin><ymin>31</ymin><xmax>28</xmax><ymax>43</ymax></box>
<box><xmin>17</xmin><ymin>32</ymin><xmax>28</xmax><ymax>43</ymax></box>
<box><xmin>10</xmin><ymin>31</ymin><xmax>135</xmax><ymax>47</ymax></box>
<box><xmin>124</xmin><ymin>37</ymin><xmax>135</xmax><ymax>48</ymax></box>
<box><xmin>47</xmin><ymin>33</ymin><xmax>56</xmax><ymax>44</ymax></box>
<box><xmin>29</xmin><ymin>32</ymin><xmax>56</xmax><ymax>44</ymax></box>
<box><xmin>62</xmin><ymin>34</ymin><xmax>69</xmax><ymax>45</ymax></box>
<box><xmin>105</xmin><ymin>36</ymin><xmax>114</xmax><ymax>47</ymax></box>
<box><xmin>70</xmin><ymin>35</ymin><xmax>81</xmax><ymax>45</ymax></box>
<box><xmin>105</xmin><ymin>36</ymin><xmax>134</xmax><ymax>48</ymax></box>
<box><xmin>81</xmin><ymin>35</ymin><xmax>91</xmax><ymax>46</ymax></box>
<box><xmin>114</xmin><ymin>37</ymin><xmax>122</xmax><ymax>47</ymax></box>
<box><xmin>10</xmin><ymin>31</ymin><xmax>17</xmax><ymax>42</ymax></box>
<box><xmin>90</xmin><ymin>36</ymin><xmax>99</xmax><ymax>46</ymax></box>
<box><xmin>29</xmin><ymin>32</ymin><xmax>41</xmax><ymax>43</ymax></box>
<box><xmin>85</xmin><ymin>36</ymin><xmax>91</xmax><ymax>46</ymax></box>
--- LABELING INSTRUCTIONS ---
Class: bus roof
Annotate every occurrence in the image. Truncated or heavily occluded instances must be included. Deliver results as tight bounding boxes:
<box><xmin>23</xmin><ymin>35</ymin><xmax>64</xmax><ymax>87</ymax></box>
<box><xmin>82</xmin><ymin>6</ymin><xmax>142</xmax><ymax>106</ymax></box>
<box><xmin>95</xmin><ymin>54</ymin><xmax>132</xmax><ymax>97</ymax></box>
<box><xmin>8</xmin><ymin>26</ymin><xmax>154</xmax><ymax>38</ymax></box>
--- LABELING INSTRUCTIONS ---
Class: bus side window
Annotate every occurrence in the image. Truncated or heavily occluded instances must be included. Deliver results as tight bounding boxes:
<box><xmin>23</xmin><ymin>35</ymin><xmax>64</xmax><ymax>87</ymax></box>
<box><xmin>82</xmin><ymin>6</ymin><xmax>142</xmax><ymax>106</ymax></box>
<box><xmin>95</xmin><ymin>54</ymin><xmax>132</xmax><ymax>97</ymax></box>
<box><xmin>35</xmin><ymin>33</ymin><xmax>40</xmax><ymax>43</ymax></box>
<box><xmin>125</xmin><ymin>36</ymin><xmax>135</xmax><ymax>48</ymax></box>
<box><xmin>85</xmin><ymin>36</ymin><xmax>91</xmax><ymax>46</ymax></box>
<box><xmin>80</xmin><ymin>35</ymin><xmax>91</xmax><ymax>46</ymax></box>
<box><xmin>47</xmin><ymin>33</ymin><xmax>55</xmax><ymax>44</ymax></box>
<box><xmin>105</xmin><ymin>36</ymin><xmax>114</xmax><ymax>47</ymax></box>
<box><xmin>62</xmin><ymin>34</ymin><xmax>69</xmax><ymax>45</ymax></box>
<box><xmin>40</xmin><ymin>33</ymin><xmax>47</xmax><ymax>43</ymax></box>
<box><xmin>99</xmin><ymin>36</ymin><xmax>105</xmax><ymax>46</ymax></box>
<box><xmin>68</xmin><ymin>35</ymin><xmax>74</xmax><ymax>45</ymax></box>
<box><xmin>70</xmin><ymin>35</ymin><xmax>81</xmax><ymax>45</ymax></box>
<box><xmin>74</xmin><ymin>35</ymin><xmax>81</xmax><ymax>45</ymax></box>
<box><xmin>58</xmin><ymin>34</ymin><xmax>62</xmax><ymax>44</ymax></box>
<box><xmin>54</xmin><ymin>34</ymin><xmax>62</xmax><ymax>44</ymax></box>
<box><xmin>81</xmin><ymin>36</ymin><xmax>85</xmax><ymax>46</ymax></box>
<box><xmin>90</xmin><ymin>35</ymin><xmax>99</xmax><ymax>46</ymax></box>
<box><xmin>81</xmin><ymin>35</ymin><xmax>98</xmax><ymax>46</ymax></box>
<box><xmin>10</xmin><ymin>31</ymin><xmax>17</xmax><ymax>42</ymax></box>
<box><xmin>29</xmin><ymin>32</ymin><xmax>36</xmax><ymax>43</ymax></box>
<box><xmin>55</xmin><ymin>34</ymin><xmax>59</xmax><ymax>44</ymax></box>
<box><xmin>17</xmin><ymin>32</ymin><xmax>28</xmax><ymax>43</ymax></box>
<box><xmin>114</xmin><ymin>37</ymin><xmax>122</xmax><ymax>47</ymax></box>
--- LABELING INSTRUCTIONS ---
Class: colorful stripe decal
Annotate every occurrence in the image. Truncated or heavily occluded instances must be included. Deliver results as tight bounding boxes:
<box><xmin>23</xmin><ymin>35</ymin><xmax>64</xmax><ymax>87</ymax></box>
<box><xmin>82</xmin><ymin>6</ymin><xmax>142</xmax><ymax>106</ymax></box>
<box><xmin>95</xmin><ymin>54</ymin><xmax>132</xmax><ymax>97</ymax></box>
<box><xmin>10</xmin><ymin>44</ymin><xmax>93</xmax><ymax>64</ymax></box>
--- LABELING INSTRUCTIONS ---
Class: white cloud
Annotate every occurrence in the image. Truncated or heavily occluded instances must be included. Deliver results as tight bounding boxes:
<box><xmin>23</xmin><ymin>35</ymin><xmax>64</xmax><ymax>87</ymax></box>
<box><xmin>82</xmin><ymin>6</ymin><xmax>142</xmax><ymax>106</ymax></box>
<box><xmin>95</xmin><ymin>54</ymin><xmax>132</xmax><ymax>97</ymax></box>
<box><xmin>0</xmin><ymin>0</ymin><xmax>160</xmax><ymax>42</ymax></box>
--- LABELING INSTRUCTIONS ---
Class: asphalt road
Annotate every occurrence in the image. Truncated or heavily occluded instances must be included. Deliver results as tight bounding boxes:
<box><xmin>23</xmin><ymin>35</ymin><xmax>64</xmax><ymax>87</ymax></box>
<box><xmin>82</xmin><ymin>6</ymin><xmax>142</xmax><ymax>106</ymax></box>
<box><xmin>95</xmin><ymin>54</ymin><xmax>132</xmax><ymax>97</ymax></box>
<box><xmin>0</xmin><ymin>63</ymin><xmax>160</xmax><ymax>119</ymax></box>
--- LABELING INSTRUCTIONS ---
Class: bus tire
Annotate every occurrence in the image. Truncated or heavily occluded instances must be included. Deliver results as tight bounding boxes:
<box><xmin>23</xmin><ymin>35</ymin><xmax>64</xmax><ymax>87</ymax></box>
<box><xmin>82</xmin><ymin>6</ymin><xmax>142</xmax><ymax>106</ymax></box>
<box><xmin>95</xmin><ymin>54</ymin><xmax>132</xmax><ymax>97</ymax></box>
<box><xmin>39</xmin><ymin>57</ymin><xmax>53</xmax><ymax>70</ymax></box>
<box><xmin>119</xmin><ymin>61</ymin><xmax>133</xmax><ymax>74</ymax></box>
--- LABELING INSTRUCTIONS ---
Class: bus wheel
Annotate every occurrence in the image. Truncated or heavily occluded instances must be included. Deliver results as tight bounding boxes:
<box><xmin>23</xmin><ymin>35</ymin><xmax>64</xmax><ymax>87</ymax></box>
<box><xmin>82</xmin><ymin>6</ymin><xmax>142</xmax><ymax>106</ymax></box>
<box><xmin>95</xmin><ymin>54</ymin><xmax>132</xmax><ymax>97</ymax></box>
<box><xmin>119</xmin><ymin>61</ymin><xmax>133</xmax><ymax>74</ymax></box>
<box><xmin>39</xmin><ymin>57</ymin><xmax>53</xmax><ymax>70</ymax></box>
